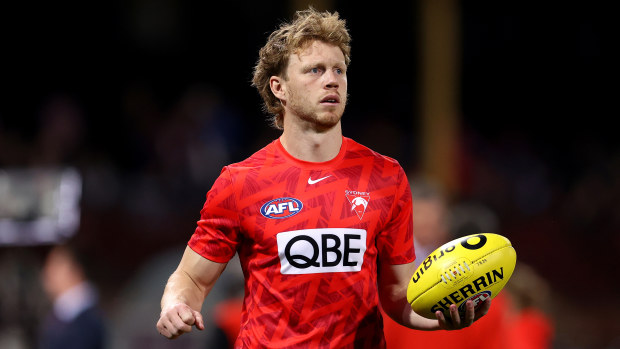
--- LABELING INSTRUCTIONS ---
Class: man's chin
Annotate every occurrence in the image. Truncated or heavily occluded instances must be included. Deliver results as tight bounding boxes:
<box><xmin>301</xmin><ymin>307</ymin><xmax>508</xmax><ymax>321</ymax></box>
<box><xmin>314</xmin><ymin>113</ymin><xmax>343</xmax><ymax>130</ymax></box>
<box><xmin>292</xmin><ymin>108</ymin><xmax>345</xmax><ymax>131</ymax></box>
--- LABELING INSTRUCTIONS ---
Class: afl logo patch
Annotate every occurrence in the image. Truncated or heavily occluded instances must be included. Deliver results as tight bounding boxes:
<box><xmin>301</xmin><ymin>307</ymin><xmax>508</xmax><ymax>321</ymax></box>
<box><xmin>261</xmin><ymin>197</ymin><xmax>303</xmax><ymax>219</ymax></box>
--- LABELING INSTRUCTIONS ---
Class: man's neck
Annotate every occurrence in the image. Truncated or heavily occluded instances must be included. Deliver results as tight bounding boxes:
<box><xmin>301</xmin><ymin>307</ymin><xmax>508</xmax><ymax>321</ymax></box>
<box><xmin>280</xmin><ymin>121</ymin><xmax>343</xmax><ymax>163</ymax></box>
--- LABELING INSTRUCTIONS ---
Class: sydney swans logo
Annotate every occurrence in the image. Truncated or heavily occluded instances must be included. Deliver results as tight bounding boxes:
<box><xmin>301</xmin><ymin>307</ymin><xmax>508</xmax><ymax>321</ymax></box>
<box><xmin>345</xmin><ymin>190</ymin><xmax>370</xmax><ymax>219</ymax></box>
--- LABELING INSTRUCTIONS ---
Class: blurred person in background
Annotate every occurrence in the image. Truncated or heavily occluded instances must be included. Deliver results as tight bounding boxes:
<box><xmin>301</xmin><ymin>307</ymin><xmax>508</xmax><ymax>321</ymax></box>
<box><xmin>450</xmin><ymin>200</ymin><xmax>555</xmax><ymax>348</ymax></box>
<box><xmin>383</xmin><ymin>177</ymin><xmax>554</xmax><ymax>349</ymax></box>
<box><xmin>504</xmin><ymin>263</ymin><xmax>554</xmax><ymax>349</ymax></box>
<box><xmin>38</xmin><ymin>243</ymin><xmax>106</xmax><ymax>349</ymax></box>
<box><xmin>383</xmin><ymin>177</ymin><xmax>511</xmax><ymax>349</ymax></box>
<box><xmin>407</xmin><ymin>177</ymin><xmax>451</xmax><ymax>269</ymax></box>
<box><xmin>156</xmin><ymin>7</ymin><xmax>491</xmax><ymax>348</ymax></box>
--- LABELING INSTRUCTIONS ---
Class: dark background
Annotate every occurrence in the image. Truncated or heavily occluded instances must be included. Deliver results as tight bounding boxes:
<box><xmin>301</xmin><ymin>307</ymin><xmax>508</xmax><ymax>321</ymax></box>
<box><xmin>0</xmin><ymin>1</ymin><xmax>617</xmax><ymax>348</ymax></box>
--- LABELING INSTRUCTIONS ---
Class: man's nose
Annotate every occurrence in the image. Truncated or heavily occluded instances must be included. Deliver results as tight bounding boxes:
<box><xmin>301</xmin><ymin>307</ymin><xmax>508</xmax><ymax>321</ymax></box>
<box><xmin>324</xmin><ymin>70</ymin><xmax>340</xmax><ymax>88</ymax></box>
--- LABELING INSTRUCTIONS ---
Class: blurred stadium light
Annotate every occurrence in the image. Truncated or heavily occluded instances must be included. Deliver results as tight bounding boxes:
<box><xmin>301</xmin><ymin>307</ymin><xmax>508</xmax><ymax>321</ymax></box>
<box><xmin>0</xmin><ymin>168</ymin><xmax>81</xmax><ymax>245</ymax></box>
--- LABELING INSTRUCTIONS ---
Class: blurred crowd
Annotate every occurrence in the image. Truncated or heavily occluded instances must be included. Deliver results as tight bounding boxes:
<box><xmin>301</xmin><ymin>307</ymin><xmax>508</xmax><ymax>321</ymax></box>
<box><xmin>0</xmin><ymin>1</ymin><xmax>617</xmax><ymax>347</ymax></box>
<box><xmin>0</xmin><ymin>86</ymin><xmax>252</xmax><ymax>348</ymax></box>
<box><xmin>0</xmin><ymin>85</ymin><xmax>618</xmax><ymax>348</ymax></box>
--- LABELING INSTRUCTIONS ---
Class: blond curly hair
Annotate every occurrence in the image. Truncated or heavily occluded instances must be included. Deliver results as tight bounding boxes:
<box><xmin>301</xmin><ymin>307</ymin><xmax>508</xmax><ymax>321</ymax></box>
<box><xmin>251</xmin><ymin>8</ymin><xmax>351</xmax><ymax>129</ymax></box>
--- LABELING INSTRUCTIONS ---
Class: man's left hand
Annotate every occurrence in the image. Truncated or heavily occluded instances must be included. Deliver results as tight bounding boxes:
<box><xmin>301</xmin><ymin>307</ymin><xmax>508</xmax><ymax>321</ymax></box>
<box><xmin>435</xmin><ymin>298</ymin><xmax>491</xmax><ymax>330</ymax></box>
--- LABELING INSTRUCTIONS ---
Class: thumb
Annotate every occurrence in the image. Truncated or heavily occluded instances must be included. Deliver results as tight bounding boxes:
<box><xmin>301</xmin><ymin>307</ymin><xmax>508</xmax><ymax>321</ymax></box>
<box><xmin>192</xmin><ymin>310</ymin><xmax>205</xmax><ymax>331</ymax></box>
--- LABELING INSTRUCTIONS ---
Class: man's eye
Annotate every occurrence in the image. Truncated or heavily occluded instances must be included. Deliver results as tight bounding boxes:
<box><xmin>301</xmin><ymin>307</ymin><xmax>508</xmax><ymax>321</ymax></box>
<box><xmin>335</xmin><ymin>68</ymin><xmax>343</xmax><ymax>75</ymax></box>
<box><xmin>310</xmin><ymin>68</ymin><xmax>320</xmax><ymax>74</ymax></box>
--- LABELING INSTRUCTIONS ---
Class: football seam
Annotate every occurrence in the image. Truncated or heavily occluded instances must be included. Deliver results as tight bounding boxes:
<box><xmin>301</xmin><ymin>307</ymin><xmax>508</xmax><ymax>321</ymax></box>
<box><xmin>410</xmin><ymin>244</ymin><xmax>513</xmax><ymax>305</ymax></box>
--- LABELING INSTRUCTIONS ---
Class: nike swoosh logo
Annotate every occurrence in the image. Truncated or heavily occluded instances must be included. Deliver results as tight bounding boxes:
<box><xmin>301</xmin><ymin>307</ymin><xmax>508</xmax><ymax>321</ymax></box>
<box><xmin>308</xmin><ymin>175</ymin><xmax>331</xmax><ymax>185</ymax></box>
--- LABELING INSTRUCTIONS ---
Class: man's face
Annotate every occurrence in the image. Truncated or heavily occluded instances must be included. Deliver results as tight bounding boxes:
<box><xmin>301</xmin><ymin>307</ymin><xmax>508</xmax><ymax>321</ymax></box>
<box><xmin>280</xmin><ymin>40</ymin><xmax>348</xmax><ymax>129</ymax></box>
<box><xmin>41</xmin><ymin>248</ymin><xmax>78</xmax><ymax>300</ymax></box>
<box><xmin>413</xmin><ymin>198</ymin><xmax>449</xmax><ymax>247</ymax></box>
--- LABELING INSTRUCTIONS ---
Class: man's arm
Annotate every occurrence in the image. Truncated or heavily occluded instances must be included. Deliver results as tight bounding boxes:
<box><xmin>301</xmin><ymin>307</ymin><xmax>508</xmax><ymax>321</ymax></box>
<box><xmin>156</xmin><ymin>246</ymin><xmax>228</xmax><ymax>339</ymax></box>
<box><xmin>378</xmin><ymin>261</ymin><xmax>491</xmax><ymax>331</ymax></box>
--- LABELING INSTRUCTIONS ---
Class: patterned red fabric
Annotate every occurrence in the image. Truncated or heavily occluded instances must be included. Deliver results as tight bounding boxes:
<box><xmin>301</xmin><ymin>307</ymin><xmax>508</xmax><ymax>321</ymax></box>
<box><xmin>189</xmin><ymin>137</ymin><xmax>414</xmax><ymax>348</ymax></box>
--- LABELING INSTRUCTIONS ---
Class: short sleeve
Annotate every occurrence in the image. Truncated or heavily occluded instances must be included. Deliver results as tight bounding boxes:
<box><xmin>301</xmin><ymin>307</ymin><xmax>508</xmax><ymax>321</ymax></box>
<box><xmin>188</xmin><ymin>167</ymin><xmax>241</xmax><ymax>263</ymax></box>
<box><xmin>376</xmin><ymin>165</ymin><xmax>415</xmax><ymax>264</ymax></box>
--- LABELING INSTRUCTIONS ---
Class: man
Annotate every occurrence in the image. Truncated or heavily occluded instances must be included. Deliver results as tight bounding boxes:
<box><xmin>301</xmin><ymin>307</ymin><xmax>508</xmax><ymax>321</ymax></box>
<box><xmin>156</xmin><ymin>8</ymin><xmax>490</xmax><ymax>347</ymax></box>
<box><xmin>407</xmin><ymin>178</ymin><xmax>451</xmax><ymax>268</ymax></box>
<box><xmin>39</xmin><ymin>244</ymin><xmax>106</xmax><ymax>349</ymax></box>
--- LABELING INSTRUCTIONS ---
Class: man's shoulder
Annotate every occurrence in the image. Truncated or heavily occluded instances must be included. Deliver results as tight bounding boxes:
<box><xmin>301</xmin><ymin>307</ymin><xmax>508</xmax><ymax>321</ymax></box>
<box><xmin>343</xmin><ymin>137</ymin><xmax>402</xmax><ymax>167</ymax></box>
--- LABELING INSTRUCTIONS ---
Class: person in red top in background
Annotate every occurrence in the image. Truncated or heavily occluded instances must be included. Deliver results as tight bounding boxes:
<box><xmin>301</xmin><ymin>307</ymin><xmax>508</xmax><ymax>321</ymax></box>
<box><xmin>384</xmin><ymin>179</ymin><xmax>553</xmax><ymax>349</ymax></box>
<box><xmin>382</xmin><ymin>179</ymin><xmax>508</xmax><ymax>349</ymax></box>
<box><xmin>503</xmin><ymin>263</ymin><xmax>555</xmax><ymax>349</ymax></box>
<box><xmin>156</xmin><ymin>8</ymin><xmax>491</xmax><ymax>348</ymax></box>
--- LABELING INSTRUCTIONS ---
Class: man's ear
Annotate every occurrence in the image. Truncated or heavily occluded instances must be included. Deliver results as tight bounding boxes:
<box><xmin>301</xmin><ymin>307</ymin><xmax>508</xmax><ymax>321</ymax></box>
<box><xmin>270</xmin><ymin>76</ymin><xmax>286</xmax><ymax>101</ymax></box>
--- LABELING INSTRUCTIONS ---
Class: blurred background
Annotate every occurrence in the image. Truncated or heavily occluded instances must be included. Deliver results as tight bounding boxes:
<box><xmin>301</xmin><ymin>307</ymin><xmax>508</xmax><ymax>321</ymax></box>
<box><xmin>0</xmin><ymin>0</ymin><xmax>617</xmax><ymax>348</ymax></box>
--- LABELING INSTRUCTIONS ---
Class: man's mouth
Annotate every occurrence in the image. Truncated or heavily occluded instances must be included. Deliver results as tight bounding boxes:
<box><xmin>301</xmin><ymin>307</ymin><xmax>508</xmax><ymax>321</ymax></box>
<box><xmin>321</xmin><ymin>95</ymin><xmax>340</xmax><ymax>104</ymax></box>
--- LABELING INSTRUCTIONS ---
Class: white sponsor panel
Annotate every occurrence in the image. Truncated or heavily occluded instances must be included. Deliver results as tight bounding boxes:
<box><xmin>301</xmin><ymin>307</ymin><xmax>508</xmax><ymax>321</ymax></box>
<box><xmin>277</xmin><ymin>228</ymin><xmax>367</xmax><ymax>275</ymax></box>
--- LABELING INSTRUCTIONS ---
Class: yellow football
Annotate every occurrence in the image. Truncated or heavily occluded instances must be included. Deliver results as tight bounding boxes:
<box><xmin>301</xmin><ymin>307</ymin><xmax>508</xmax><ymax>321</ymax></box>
<box><xmin>406</xmin><ymin>233</ymin><xmax>517</xmax><ymax>319</ymax></box>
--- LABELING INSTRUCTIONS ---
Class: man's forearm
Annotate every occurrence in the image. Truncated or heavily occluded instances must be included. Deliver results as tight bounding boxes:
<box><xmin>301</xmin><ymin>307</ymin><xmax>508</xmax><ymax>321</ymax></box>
<box><xmin>160</xmin><ymin>269</ymin><xmax>207</xmax><ymax>312</ymax></box>
<box><xmin>380</xmin><ymin>283</ymin><xmax>441</xmax><ymax>331</ymax></box>
<box><xmin>160</xmin><ymin>246</ymin><xmax>228</xmax><ymax>311</ymax></box>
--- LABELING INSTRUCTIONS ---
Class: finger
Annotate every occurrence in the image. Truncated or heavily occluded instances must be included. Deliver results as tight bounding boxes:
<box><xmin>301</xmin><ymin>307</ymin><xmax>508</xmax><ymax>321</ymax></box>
<box><xmin>474</xmin><ymin>298</ymin><xmax>492</xmax><ymax>320</ymax></box>
<box><xmin>435</xmin><ymin>310</ymin><xmax>449</xmax><ymax>330</ymax></box>
<box><xmin>170</xmin><ymin>313</ymin><xmax>193</xmax><ymax>334</ymax></box>
<box><xmin>193</xmin><ymin>310</ymin><xmax>205</xmax><ymax>331</ymax></box>
<box><xmin>162</xmin><ymin>326</ymin><xmax>179</xmax><ymax>339</ymax></box>
<box><xmin>435</xmin><ymin>310</ymin><xmax>445</xmax><ymax>323</ymax></box>
<box><xmin>464</xmin><ymin>300</ymin><xmax>475</xmax><ymax>326</ymax></box>
<box><xmin>157</xmin><ymin>318</ymin><xmax>177</xmax><ymax>339</ymax></box>
<box><xmin>449</xmin><ymin>304</ymin><xmax>461</xmax><ymax>328</ymax></box>
<box><xmin>178</xmin><ymin>307</ymin><xmax>197</xmax><ymax>326</ymax></box>
<box><xmin>156</xmin><ymin>319</ymin><xmax>168</xmax><ymax>337</ymax></box>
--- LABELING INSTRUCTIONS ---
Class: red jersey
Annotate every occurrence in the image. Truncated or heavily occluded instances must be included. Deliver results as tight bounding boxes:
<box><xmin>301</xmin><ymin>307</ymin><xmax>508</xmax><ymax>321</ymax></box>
<box><xmin>189</xmin><ymin>137</ymin><xmax>414</xmax><ymax>348</ymax></box>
